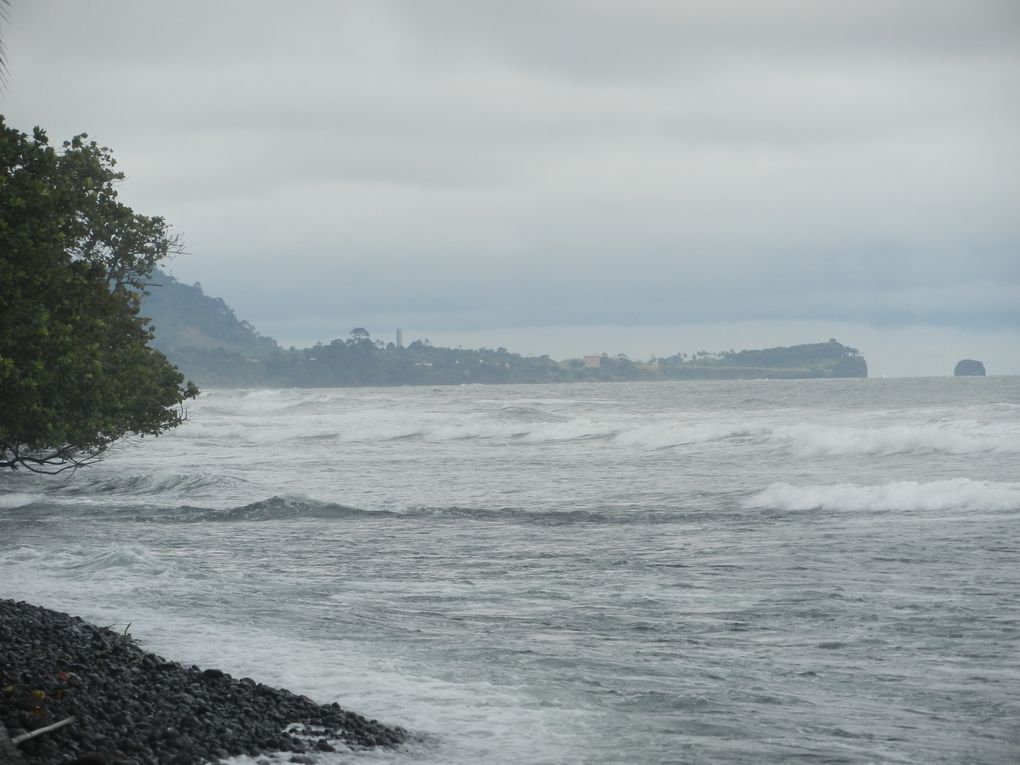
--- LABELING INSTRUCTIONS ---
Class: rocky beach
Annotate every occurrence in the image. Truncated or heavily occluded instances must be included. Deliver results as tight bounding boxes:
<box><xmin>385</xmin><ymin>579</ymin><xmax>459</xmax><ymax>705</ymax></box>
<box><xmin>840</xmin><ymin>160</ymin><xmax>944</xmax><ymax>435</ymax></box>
<box><xmin>0</xmin><ymin>599</ymin><xmax>407</xmax><ymax>764</ymax></box>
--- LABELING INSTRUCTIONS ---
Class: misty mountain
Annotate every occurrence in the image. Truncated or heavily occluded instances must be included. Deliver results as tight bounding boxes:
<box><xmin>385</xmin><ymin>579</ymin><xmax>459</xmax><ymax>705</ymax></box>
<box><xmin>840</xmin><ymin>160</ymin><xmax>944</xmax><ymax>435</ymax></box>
<box><xmin>143</xmin><ymin>270</ymin><xmax>277</xmax><ymax>356</ymax></box>
<box><xmin>140</xmin><ymin>276</ymin><xmax>867</xmax><ymax>387</ymax></box>
<box><xmin>140</xmin><ymin>270</ymin><xmax>279</xmax><ymax>386</ymax></box>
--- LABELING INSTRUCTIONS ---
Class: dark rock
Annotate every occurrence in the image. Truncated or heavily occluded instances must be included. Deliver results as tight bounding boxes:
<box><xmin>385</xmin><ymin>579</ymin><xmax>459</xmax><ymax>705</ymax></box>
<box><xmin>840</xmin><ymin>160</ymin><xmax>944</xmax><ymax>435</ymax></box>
<box><xmin>954</xmin><ymin>359</ymin><xmax>986</xmax><ymax>376</ymax></box>
<box><xmin>0</xmin><ymin>599</ymin><xmax>408</xmax><ymax>764</ymax></box>
<box><xmin>0</xmin><ymin>719</ymin><xmax>26</xmax><ymax>764</ymax></box>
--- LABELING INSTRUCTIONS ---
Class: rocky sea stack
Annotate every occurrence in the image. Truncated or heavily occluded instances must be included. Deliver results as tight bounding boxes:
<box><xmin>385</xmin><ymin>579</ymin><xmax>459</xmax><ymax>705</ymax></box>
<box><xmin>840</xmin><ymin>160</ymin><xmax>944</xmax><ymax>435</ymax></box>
<box><xmin>953</xmin><ymin>359</ymin><xmax>986</xmax><ymax>376</ymax></box>
<box><xmin>0</xmin><ymin>599</ymin><xmax>407</xmax><ymax>764</ymax></box>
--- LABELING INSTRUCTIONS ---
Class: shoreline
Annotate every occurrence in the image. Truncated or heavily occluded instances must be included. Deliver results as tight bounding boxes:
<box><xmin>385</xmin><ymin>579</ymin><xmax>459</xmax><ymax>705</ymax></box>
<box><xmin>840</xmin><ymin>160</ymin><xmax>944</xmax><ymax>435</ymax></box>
<box><xmin>0</xmin><ymin>599</ymin><xmax>407</xmax><ymax>764</ymax></box>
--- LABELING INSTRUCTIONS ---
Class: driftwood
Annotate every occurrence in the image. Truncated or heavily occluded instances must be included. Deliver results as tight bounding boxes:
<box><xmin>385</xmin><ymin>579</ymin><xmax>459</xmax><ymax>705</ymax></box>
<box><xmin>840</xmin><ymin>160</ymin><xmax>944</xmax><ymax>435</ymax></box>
<box><xmin>11</xmin><ymin>716</ymin><xmax>75</xmax><ymax>745</ymax></box>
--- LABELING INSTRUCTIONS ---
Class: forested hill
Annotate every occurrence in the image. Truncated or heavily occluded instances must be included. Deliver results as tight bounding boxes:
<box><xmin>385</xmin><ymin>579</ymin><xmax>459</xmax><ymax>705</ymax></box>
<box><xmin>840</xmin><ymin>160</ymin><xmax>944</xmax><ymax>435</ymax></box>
<box><xmin>655</xmin><ymin>341</ymin><xmax>868</xmax><ymax>379</ymax></box>
<box><xmin>139</xmin><ymin>278</ymin><xmax>867</xmax><ymax>386</ymax></box>
<box><xmin>141</xmin><ymin>270</ymin><xmax>275</xmax><ymax>355</ymax></box>
<box><xmin>140</xmin><ymin>271</ymin><xmax>279</xmax><ymax>385</ymax></box>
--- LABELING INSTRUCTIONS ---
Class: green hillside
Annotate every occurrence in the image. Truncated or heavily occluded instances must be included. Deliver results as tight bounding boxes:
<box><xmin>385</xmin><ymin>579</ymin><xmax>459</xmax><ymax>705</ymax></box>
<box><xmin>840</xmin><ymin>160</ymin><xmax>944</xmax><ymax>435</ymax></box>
<box><xmin>139</xmin><ymin>277</ymin><xmax>867</xmax><ymax>386</ymax></box>
<box><xmin>140</xmin><ymin>271</ymin><xmax>278</xmax><ymax>385</ymax></box>
<box><xmin>656</xmin><ymin>340</ymin><xmax>868</xmax><ymax>379</ymax></box>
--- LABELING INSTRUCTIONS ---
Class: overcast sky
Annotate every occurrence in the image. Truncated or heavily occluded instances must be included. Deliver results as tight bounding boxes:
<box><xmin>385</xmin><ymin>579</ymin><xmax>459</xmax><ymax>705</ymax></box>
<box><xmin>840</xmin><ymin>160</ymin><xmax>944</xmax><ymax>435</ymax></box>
<box><xmin>3</xmin><ymin>0</ymin><xmax>1019</xmax><ymax>375</ymax></box>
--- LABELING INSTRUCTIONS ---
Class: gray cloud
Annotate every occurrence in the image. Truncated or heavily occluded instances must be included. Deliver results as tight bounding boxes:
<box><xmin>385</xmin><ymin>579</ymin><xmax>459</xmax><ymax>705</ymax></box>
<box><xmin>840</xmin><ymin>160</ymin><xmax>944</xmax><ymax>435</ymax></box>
<box><xmin>3</xmin><ymin>1</ymin><xmax>1018</xmax><ymax>371</ymax></box>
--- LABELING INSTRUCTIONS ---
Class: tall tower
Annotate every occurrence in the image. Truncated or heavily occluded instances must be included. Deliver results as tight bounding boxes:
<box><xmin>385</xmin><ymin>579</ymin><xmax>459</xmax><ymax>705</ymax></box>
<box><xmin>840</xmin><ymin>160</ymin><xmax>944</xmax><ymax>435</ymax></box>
<box><xmin>396</xmin><ymin>329</ymin><xmax>403</xmax><ymax>348</ymax></box>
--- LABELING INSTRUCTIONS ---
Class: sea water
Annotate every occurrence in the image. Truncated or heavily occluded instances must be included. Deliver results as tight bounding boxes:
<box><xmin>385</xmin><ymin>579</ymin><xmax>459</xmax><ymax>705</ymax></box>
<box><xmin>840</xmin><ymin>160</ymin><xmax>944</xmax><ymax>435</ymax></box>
<box><xmin>1</xmin><ymin>377</ymin><xmax>1018</xmax><ymax>764</ymax></box>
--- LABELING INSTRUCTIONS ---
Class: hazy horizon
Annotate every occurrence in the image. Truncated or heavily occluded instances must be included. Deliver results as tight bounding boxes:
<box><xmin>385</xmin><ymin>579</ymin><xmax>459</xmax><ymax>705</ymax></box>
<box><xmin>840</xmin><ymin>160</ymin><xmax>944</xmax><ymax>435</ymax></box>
<box><xmin>3</xmin><ymin>1</ymin><xmax>1017</xmax><ymax>378</ymax></box>
<box><xmin>246</xmin><ymin>316</ymin><xmax>1009</xmax><ymax>380</ymax></box>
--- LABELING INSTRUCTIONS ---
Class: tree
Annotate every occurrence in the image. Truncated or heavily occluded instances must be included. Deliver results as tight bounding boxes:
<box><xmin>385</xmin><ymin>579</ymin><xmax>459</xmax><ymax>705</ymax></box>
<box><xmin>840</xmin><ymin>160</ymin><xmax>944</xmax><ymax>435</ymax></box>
<box><xmin>347</xmin><ymin>327</ymin><xmax>371</xmax><ymax>348</ymax></box>
<box><xmin>0</xmin><ymin>117</ymin><xmax>198</xmax><ymax>472</ymax></box>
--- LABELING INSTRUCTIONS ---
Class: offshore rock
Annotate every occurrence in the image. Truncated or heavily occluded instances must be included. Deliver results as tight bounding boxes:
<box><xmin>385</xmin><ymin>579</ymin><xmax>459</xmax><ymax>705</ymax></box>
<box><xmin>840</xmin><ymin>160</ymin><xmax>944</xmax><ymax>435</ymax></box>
<box><xmin>953</xmin><ymin>359</ymin><xmax>986</xmax><ymax>376</ymax></box>
<box><xmin>0</xmin><ymin>599</ymin><xmax>407</xmax><ymax>764</ymax></box>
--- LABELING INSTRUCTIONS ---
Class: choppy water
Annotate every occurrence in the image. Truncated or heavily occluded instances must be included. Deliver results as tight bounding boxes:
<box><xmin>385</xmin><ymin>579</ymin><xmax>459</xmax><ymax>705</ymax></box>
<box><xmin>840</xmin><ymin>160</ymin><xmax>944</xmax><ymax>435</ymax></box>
<box><xmin>2</xmin><ymin>377</ymin><xmax>1019</xmax><ymax>764</ymax></box>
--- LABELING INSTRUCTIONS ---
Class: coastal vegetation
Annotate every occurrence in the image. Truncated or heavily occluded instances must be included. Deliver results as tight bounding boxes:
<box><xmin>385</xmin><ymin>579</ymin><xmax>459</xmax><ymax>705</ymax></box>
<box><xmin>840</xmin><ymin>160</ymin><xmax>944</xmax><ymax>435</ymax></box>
<box><xmin>141</xmin><ymin>278</ymin><xmax>868</xmax><ymax>386</ymax></box>
<box><xmin>0</xmin><ymin>119</ymin><xmax>198</xmax><ymax>472</ymax></box>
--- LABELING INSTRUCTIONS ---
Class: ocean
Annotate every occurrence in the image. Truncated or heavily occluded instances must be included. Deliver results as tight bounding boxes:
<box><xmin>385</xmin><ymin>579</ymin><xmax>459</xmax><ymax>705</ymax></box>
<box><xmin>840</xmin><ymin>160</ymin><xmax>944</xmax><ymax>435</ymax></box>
<box><xmin>1</xmin><ymin>377</ymin><xmax>1018</xmax><ymax>764</ymax></box>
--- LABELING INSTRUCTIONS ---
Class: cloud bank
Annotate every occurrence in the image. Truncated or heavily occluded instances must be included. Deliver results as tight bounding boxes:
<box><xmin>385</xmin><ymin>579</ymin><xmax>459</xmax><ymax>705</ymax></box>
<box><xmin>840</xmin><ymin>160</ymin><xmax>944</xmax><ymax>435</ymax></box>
<box><xmin>3</xmin><ymin>1</ymin><xmax>1018</xmax><ymax>373</ymax></box>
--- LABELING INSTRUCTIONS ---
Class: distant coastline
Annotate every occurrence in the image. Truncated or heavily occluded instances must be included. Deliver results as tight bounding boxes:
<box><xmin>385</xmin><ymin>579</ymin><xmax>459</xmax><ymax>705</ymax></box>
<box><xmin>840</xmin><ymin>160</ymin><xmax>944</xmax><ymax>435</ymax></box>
<box><xmin>141</xmin><ymin>272</ymin><xmax>867</xmax><ymax>388</ymax></box>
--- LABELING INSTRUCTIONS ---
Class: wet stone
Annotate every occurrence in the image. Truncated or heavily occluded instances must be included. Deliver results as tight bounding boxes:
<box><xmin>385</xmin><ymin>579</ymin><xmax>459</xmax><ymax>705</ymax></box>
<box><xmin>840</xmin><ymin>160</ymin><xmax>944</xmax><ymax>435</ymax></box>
<box><xmin>0</xmin><ymin>599</ymin><xmax>408</xmax><ymax>764</ymax></box>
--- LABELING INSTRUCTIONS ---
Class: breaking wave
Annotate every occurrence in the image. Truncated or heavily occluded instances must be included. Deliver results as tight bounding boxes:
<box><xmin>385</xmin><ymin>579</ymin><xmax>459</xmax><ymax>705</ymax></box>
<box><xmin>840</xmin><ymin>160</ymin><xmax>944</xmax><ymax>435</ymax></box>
<box><xmin>210</xmin><ymin>495</ymin><xmax>391</xmax><ymax>521</ymax></box>
<box><xmin>53</xmin><ymin>496</ymin><xmax>673</xmax><ymax>526</ymax></box>
<box><xmin>300</xmin><ymin>416</ymin><xmax>1019</xmax><ymax>455</ymax></box>
<box><xmin>173</xmin><ymin>497</ymin><xmax>637</xmax><ymax>525</ymax></box>
<box><xmin>58</xmin><ymin>471</ymin><xmax>242</xmax><ymax>497</ymax></box>
<box><xmin>65</xmin><ymin>544</ymin><xmax>168</xmax><ymax>574</ymax></box>
<box><xmin>773</xmin><ymin>421</ymin><xmax>1020</xmax><ymax>457</ymax></box>
<box><xmin>0</xmin><ymin>493</ymin><xmax>45</xmax><ymax>510</ymax></box>
<box><xmin>743</xmin><ymin>478</ymin><xmax>1020</xmax><ymax>513</ymax></box>
<box><xmin>164</xmin><ymin>496</ymin><xmax>392</xmax><ymax>523</ymax></box>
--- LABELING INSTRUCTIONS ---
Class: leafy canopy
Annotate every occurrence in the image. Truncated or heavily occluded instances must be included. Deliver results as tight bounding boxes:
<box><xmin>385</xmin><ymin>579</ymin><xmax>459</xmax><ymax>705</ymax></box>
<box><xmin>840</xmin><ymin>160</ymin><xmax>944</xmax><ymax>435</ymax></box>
<box><xmin>0</xmin><ymin>116</ymin><xmax>198</xmax><ymax>472</ymax></box>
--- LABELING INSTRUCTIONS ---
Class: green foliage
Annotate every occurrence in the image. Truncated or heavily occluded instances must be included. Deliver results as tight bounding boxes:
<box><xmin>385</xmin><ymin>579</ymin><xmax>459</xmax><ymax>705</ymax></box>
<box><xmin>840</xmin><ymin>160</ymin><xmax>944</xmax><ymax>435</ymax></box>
<box><xmin>0</xmin><ymin>117</ymin><xmax>198</xmax><ymax>472</ymax></box>
<box><xmin>142</xmin><ymin>269</ymin><xmax>277</xmax><ymax>356</ymax></box>
<box><xmin>658</xmin><ymin>339</ymin><xmax>867</xmax><ymax>379</ymax></box>
<box><xmin>151</xmin><ymin>312</ymin><xmax>869</xmax><ymax>388</ymax></box>
<box><xmin>136</xmin><ymin>260</ymin><xmax>869</xmax><ymax>387</ymax></box>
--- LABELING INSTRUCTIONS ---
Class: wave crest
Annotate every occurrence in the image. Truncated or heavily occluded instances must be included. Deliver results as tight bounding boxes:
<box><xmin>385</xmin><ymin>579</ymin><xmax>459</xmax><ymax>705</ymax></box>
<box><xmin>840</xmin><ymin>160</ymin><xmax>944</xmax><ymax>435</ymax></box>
<box><xmin>66</xmin><ymin>544</ymin><xmax>167</xmax><ymax>573</ymax></box>
<box><xmin>774</xmin><ymin>421</ymin><xmax>1020</xmax><ymax>458</ymax></box>
<box><xmin>61</xmin><ymin>472</ymin><xmax>239</xmax><ymax>497</ymax></box>
<box><xmin>181</xmin><ymin>495</ymin><xmax>393</xmax><ymax>522</ymax></box>
<box><xmin>0</xmin><ymin>493</ymin><xmax>45</xmax><ymax>510</ymax></box>
<box><xmin>743</xmin><ymin>478</ymin><xmax>1020</xmax><ymax>513</ymax></box>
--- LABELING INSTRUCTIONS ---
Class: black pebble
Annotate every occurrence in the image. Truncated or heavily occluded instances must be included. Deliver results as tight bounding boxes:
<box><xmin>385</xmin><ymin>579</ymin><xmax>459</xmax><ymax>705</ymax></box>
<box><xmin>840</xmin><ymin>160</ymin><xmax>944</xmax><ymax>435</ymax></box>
<box><xmin>0</xmin><ymin>599</ymin><xmax>408</xmax><ymax>764</ymax></box>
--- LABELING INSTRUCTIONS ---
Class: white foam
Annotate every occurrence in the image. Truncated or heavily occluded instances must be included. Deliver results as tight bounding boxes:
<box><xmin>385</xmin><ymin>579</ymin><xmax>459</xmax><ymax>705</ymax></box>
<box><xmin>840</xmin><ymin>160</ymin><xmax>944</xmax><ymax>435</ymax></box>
<box><xmin>773</xmin><ymin>421</ymin><xmax>1020</xmax><ymax>458</ymax></box>
<box><xmin>116</xmin><ymin>614</ymin><xmax>597</xmax><ymax>765</ymax></box>
<box><xmin>743</xmin><ymin>478</ymin><xmax>1020</xmax><ymax>513</ymax></box>
<box><xmin>3</xmin><ymin>545</ymin><xmax>45</xmax><ymax>562</ymax></box>
<box><xmin>517</xmin><ymin>419</ymin><xmax>616</xmax><ymax>443</ymax></box>
<box><xmin>62</xmin><ymin>544</ymin><xmax>171</xmax><ymax>575</ymax></box>
<box><xmin>0</xmin><ymin>492</ymin><xmax>43</xmax><ymax>509</ymax></box>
